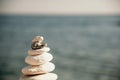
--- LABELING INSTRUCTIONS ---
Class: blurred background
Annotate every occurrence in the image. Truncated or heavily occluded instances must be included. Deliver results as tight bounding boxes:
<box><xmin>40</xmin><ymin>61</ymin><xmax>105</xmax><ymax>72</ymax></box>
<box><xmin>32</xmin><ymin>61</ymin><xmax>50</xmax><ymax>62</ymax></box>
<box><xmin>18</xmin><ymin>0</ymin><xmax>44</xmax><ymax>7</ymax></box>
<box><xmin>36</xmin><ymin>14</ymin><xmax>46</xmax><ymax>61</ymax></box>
<box><xmin>0</xmin><ymin>0</ymin><xmax>120</xmax><ymax>80</ymax></box>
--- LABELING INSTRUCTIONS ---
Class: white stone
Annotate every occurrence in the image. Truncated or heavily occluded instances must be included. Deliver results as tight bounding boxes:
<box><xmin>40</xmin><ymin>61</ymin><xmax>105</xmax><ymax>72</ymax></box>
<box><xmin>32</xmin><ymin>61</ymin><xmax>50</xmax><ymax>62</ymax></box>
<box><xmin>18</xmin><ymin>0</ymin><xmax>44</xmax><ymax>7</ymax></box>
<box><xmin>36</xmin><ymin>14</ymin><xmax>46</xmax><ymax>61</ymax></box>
<box><xmin>22</xmin><ymin>62</ymin><xmax>55</xmax><ymax>75</ymax></box>
<box><xmin>25</xmin><ymin>53</ymin><xmax>53</xmax><ymax>65</ymax></box>
<box><xmin>28</xmin><ymin>47</ymin><xmax>50</xmax><ymax>56</ymax></box>
<box><xmin>19</xmin><ymin>73</ymin><xmax>57</xmax><ymax>80</ymax></box>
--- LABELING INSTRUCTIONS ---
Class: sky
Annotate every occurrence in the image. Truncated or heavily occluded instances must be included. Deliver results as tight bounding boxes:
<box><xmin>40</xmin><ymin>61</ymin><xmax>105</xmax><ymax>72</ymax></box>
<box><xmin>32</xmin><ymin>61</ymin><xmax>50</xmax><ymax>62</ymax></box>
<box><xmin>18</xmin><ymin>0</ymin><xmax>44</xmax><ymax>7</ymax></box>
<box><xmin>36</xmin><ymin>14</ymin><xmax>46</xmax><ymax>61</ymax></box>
<box><xmin>0</xmin><ymin>0</ymin><xmax>120</xmax><ymax>15</ymax></box>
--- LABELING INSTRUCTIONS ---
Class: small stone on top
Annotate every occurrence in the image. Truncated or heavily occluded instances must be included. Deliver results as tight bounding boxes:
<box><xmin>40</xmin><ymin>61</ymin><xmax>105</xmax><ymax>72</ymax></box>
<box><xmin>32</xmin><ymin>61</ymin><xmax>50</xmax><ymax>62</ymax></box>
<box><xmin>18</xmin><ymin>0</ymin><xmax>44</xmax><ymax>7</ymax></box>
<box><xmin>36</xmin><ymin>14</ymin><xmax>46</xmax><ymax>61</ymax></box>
<box><xmin>31</xmin><ymin>36</ymin><xmax>47</xmax><ymax>50</ymax></box>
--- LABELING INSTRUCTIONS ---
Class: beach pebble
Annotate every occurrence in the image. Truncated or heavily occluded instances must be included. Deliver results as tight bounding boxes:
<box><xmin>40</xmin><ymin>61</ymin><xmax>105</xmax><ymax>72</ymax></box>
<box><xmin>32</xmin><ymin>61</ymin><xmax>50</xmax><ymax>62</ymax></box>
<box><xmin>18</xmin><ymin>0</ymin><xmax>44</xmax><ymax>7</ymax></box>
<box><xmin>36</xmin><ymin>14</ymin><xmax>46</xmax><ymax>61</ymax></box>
<box><xmin>32</xmin><ymin>36</ymin><xmax>44</xmax><ymax>43</ymax></box>
<box><xmin>22</xmin><ymin>62</ymin><xmax>55</xmax><ymax>75</ymax></box>
<box><xmin>19</xmin><ymin>73</ymin><xmax>58</xmax><ymax>80</ymax></box>
<box><xmin>28</xmin><ymin>47</ymin><xmax>50</xmax><ymax>56</ymax></box>
<box><xmin>25</xmin><ymin>53</ymin><xmax>53</xmax><ymax>65</ymax></box>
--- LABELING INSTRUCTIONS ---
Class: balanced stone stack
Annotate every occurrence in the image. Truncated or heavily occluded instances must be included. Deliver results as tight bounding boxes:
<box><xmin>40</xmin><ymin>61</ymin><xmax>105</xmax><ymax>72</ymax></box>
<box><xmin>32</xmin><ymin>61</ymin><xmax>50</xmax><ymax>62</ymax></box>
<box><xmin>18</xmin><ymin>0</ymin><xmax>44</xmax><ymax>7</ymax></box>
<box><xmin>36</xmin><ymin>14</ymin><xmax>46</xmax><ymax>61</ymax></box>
<box><xmin>20</xmin><ymin>36</ymin><xmax>57</xmax><ymax>80</ymax></box>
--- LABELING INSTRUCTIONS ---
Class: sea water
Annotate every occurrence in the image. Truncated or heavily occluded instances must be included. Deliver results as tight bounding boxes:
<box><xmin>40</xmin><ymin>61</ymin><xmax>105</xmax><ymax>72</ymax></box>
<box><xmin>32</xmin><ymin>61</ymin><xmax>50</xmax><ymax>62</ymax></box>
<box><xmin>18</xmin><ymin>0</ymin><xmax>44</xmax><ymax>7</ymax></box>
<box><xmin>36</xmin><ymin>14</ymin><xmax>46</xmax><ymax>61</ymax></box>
<box><xmin>0</xmin><ymin>15</ymin><xmax>120</xmax><ymax>80</ymax></box>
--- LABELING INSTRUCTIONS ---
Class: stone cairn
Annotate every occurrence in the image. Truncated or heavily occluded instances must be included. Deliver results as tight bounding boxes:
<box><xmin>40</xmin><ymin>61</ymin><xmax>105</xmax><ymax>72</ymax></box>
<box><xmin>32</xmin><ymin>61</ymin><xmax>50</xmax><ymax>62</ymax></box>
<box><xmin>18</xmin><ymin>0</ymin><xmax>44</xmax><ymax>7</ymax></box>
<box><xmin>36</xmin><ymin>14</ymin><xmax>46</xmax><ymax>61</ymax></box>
<box><xmin>20</xmin><ymin>36</ymin><xmax>57</xmax><ymax>80</ymax></box>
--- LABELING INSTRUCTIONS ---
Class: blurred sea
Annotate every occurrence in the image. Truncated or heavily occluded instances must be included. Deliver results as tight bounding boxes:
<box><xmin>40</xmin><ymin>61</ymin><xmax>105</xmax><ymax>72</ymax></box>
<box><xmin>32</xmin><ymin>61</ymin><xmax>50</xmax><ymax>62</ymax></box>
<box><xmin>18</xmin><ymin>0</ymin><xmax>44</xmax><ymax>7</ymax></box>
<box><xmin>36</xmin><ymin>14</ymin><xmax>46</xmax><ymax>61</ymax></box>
<box><xmin>0</xmin><ymin>15</ymin><xmax>120</xmax><ymax>80</ymax></box>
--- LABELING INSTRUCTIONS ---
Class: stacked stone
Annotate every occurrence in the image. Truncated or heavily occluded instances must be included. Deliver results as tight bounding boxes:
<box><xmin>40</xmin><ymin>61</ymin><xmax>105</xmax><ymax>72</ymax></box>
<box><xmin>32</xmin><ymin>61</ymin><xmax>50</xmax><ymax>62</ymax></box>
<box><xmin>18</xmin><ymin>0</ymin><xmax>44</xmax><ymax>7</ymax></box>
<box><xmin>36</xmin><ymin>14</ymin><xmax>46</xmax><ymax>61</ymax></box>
<box><xmin>20</xmin><ymin>36</ymin><xmax>57</xmax><ymax>80</ymax></box>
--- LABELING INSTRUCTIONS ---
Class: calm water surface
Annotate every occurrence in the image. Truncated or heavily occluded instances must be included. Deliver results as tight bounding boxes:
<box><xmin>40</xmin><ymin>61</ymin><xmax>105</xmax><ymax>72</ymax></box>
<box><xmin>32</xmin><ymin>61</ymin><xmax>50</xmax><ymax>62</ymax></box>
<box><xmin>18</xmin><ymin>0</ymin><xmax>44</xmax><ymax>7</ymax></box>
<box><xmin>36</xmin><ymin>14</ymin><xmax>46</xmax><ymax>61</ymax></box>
<box><xmin>0</xmin><ymin>15</ymin><xmax>120</xmax><ymax>80</ymax></box>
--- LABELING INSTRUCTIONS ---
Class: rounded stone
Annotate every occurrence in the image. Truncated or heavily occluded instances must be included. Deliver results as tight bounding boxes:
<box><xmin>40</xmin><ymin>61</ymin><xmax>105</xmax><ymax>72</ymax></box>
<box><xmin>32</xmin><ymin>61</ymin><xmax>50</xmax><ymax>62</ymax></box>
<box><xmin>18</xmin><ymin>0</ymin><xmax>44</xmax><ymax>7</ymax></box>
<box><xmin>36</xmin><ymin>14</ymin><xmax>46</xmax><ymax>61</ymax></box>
<box><xmin>25</xmin><ymin>53</ymin><xmax>53</xmax><ymax>65</ymax></box>
<box><xmin>19</xmin><ymin>73</ymin><xmax>58</xmax><ymax>80</ymax></box>
<box><xmin>28</xmin><ymin>47</ymin><xmax>50</xmax><ymax>56</ymax></box>
<box><xmin>22</xmin><ymin>62</ymin><xmax>55</xmax><ymax>75</ymax></box>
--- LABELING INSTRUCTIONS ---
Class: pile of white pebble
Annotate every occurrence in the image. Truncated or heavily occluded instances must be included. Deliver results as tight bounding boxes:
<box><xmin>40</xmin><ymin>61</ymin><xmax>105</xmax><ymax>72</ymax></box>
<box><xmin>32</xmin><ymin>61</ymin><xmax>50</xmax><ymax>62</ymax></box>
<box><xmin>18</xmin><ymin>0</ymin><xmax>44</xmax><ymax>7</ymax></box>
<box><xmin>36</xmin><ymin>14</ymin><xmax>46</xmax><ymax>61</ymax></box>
<box><xmin>20</xmin><ymin>36</ymin><xmax>57</xmax><ymax>80</ymax></box>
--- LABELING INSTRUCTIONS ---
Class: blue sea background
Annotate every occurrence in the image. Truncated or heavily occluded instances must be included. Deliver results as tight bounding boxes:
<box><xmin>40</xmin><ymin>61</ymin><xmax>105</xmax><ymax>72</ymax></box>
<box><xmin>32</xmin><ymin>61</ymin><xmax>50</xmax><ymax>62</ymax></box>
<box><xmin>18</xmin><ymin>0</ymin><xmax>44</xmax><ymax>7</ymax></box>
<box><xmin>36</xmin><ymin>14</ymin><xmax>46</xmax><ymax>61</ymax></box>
<box><xmin>0</xmin><ymin>15</ymin><xmax>120</xmax><ymax>80</ymax></box>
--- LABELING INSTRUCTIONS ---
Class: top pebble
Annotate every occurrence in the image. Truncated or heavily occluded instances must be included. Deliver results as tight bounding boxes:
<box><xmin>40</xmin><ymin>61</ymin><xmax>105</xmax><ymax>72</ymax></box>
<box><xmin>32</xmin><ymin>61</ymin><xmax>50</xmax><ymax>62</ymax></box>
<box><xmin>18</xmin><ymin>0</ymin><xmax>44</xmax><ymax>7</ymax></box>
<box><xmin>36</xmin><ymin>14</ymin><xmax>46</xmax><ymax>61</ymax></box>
<box><xmin>31</xmin><ymin>36</ymin><xmax>47</xmax><ymax>50</ymax></box>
